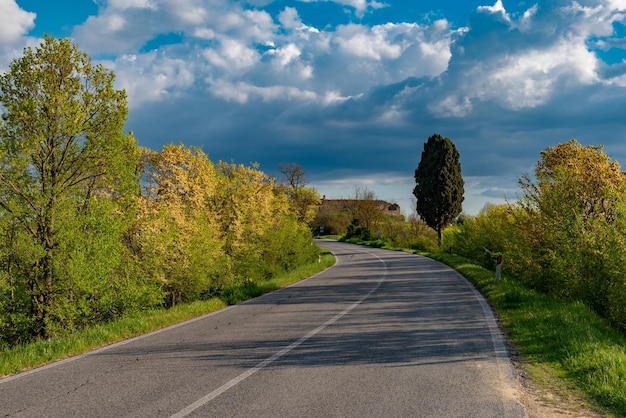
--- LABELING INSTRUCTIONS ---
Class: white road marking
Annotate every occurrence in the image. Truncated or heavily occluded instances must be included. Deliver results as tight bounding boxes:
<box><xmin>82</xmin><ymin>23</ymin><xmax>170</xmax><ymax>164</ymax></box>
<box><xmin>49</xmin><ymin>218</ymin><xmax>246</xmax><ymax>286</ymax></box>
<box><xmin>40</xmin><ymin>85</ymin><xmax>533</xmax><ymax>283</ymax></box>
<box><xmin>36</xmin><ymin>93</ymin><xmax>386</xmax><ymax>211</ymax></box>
<box><xmin>171</xmin><ymin>249</ymin><xmax>387</xmax><ymax>418</ymax></box>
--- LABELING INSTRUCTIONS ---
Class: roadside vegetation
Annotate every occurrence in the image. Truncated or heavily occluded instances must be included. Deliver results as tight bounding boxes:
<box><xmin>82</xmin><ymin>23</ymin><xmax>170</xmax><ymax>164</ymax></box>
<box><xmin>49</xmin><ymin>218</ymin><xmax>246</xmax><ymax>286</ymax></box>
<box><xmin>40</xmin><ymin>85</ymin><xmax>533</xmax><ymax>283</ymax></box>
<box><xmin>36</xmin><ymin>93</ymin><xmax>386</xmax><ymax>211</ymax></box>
<box><xmin>428</xmin><ymin>252</ymin><xmax>626</xmax><ymax>416</ymax></box>
<box><xmin>338</xmin><ymin>139</ymin><xmax>626</xmax><ymax>416</ymax></box>
<box><xmin>0</xmin><ymin>250</ymin><xmax>334</xmax><ymax>377</ymax></box>
<box><xmin>0</xmin><ymin>37</ymin><xmax>325</xmax><ymax>353</ymax></box>
<box><xmin>2</xmin><ymin>35</ymin><xmax>626</xmax><ymax>417</ymax></box>
<box><xmin>345</xmin><ymin>234</ymin><xmax>626</xmax><ymax>416</ymax></box>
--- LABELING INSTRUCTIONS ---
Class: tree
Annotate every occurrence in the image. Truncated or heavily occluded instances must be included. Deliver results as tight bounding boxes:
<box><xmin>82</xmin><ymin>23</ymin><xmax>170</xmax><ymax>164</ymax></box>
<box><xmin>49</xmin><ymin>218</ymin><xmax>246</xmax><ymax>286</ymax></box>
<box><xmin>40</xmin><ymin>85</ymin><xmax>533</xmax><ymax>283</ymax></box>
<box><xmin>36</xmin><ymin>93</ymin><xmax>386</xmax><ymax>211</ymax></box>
<box><xmin>517</xmin><ymin>140</ymin><xmax>626</xmax><ymax>312</ymax></box>
<box><xmin>0</xmin><ymin>36</ymin><xmax>139</xmax><ymax>338</ymax></box>
<box><xmin>520</xmin><ymin>140</ymin><xmax>625</xmax><ymax>225</ymax></box>
<box><xmin>216</xmin><ymin>161</ymin><xmax>317</xmax><ymax>283</ymax></box>
<box><xmin>351</xmin><ymin>186</ymin><xmax>383</xmax><ymax>239</ymax></box>
<box><xmin>277</xmin><ymin>163</ymin><xmax>320</xmax><ymax>224</ymax></box>
<box><xmin>135</xmin><ymin>144</ymin><xmax>224</xmax><ymax>306</ymax></box>
<box><xmin>413</xmin><ymin>133</ymin><xmax>464</xmax><ymax>246</ymax></box>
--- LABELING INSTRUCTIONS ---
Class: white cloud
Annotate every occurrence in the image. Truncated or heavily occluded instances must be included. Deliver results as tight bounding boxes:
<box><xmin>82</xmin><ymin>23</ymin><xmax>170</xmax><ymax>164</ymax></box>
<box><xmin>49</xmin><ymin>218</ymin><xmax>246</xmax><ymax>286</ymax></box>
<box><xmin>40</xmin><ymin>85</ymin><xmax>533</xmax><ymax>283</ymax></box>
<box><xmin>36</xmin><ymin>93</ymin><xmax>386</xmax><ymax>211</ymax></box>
<box><xmin>278</xmin><ymin>7</ymin><xmax>302</xmax><ymax>30</ymax></box>
<box><xmin>323</xmin><ymin>90</ymin><xmax>355</xmax><ymax>104</ymax></box>
<box><xmin>376</xmin><ymin>105</ymin><xmax>407</xmax><ymax>125</ymax></box>
<box><xmin>484</xmin><ymin>40</ymin><xmax>597</xmax><ymax>109</ymax></box>
<box><xmin>298</xmin><ymin>0</ymin><xmax>386</xmax><ymax>17</ymax></box>
<box><xmin>193</xmin><ymin>27</ymin><xmax>215</xmax><ymax>39</ymax></box>
<box><xmin>203</xmin><ymin>37</ymin><xmax>261</xmax><ymax>70</ymax></box>
<box><xmin>172</xmin><ymin>4</ymin><xmax>207</xmax><ymax>25</ymax></box>
<box><xmin>439</xmin><ymin>1</ymin><xmax>611</xmax><ymax>111</ymax></box>
<box><xmin>67</xmin><ymin>0</ymin><xmax>457</xmax><ymax>107</ymax></box>
<box><xmin>73</xmin><ymin>0</ymin><xmax>275</xmax><ymax>55</ymax></box>
<box><xmin>428</xmin><ymin>96</ymin><xmax>472</xmax><ymax>118</ymax></box>
<box><xmin>0</xmin><ymin>0</ymin><xmax>35</xmax><ymax>43</ymax></box>
<box><xmin>477</xmin><ymin>0</ymin><xmax>510</xmax><ymax>21</ymax></box>
<box><xmin>110</xmin><ymin>51</ymin><xmax>195</xmax><ymax>107</ymax></box>
<box><xmin>519</xmin><ymin>4</ymin><xmax>538</xmax><ymax>31</ymax></box>
<box><xmin>208</xmin><ymin>79</ymin><xmax>317</xmax><ymax>103</ymax></box>
<box><xmin>334</xmin><ymin>24</ymin><xmax>404</xmax><ymax>60</ymax></box>
<box><xmin>107</xmin><ymin>0</ymin><xmax>157</xmax><ymax>11</ymax></box>
<box><xmin>270</xmin><ymin>43</ymin><xmax>301</xmax><ymax>67</ymax></box>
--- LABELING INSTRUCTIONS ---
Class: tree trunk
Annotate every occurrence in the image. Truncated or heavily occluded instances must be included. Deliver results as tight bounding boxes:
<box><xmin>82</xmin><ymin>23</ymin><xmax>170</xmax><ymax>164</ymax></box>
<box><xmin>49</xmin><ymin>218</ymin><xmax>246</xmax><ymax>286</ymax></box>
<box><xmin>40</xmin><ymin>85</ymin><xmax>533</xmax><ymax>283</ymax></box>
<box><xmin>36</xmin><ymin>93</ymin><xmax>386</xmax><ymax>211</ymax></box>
<box><xmin>437</xmin><ymin>227</ymin><xmax>442</xmax><ymax>248</ymax></box>
<box><xmin>37</xmin><ymin>199</ymin><xmax>56</xmax><ymax>339</ymax></box>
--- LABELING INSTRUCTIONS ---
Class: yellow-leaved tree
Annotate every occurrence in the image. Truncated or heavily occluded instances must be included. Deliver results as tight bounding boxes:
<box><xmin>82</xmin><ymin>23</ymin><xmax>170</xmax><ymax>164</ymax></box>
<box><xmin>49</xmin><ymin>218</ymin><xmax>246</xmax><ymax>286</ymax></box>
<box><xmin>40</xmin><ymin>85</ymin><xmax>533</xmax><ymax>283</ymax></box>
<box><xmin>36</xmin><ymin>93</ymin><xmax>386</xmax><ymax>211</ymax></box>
<box><xmin>518</xmin><ymin>139</ymin><xmax>626</xmax><ymax>319</ymax></box>
<box><xmin>215</xmin><ymin>161</ymin><xmax>318</xmax><ymax>286</ymax></box>
<box><xmin>134</xmin><ymin>144</ymin><xmax>226</xmax><ymax>306</ymax></box>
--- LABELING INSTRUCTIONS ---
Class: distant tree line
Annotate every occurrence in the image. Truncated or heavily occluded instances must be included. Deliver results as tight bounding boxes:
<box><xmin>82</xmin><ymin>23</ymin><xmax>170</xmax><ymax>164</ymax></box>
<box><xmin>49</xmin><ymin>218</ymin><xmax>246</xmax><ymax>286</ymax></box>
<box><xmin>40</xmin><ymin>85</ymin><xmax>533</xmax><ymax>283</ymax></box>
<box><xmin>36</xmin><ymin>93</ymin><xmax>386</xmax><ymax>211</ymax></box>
<box><xmin>0</xmin><ymin>36</ymin><xmax>319</xmax><ymax>345</ymax></box>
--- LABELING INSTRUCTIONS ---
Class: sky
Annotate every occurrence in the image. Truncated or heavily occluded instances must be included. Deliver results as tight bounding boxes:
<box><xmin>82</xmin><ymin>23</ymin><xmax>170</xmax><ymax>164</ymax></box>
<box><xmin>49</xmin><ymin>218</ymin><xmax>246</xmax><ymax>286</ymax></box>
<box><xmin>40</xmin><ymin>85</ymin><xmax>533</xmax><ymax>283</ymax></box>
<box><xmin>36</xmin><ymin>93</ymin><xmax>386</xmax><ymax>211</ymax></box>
<box><xmin>1</xmin><ymin>0</ymin><xmax>626</xmax><ymax>215</ymax></box>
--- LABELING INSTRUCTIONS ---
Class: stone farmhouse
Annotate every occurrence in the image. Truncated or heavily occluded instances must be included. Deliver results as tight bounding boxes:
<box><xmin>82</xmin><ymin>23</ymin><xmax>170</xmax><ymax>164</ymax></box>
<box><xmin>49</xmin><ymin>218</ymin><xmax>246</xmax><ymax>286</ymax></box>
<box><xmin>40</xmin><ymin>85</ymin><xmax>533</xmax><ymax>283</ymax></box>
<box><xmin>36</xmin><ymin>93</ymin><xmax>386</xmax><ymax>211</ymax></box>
<box><xmin>318</xmin><ymin>196</ymin><xmax>401</xmax><ymax>215</ymax></box>
<box><xmin>312</xmin><ymin>196</ymin><xmax>402</xmax><ymax>235</ymax></box>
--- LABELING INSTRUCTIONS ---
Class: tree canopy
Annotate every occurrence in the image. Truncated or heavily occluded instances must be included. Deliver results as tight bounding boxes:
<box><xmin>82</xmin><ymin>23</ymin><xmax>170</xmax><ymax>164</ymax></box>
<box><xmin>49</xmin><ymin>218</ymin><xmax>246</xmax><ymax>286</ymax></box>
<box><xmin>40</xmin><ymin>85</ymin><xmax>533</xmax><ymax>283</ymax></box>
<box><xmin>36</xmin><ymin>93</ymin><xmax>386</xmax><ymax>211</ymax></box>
<box><xmin>0</xmin><ymin>35</ymin><xmax>140</xmax><ymax>337</ymax></box>
<box><xmin>277</xmin><ymin>163</ymin><xmax>320</xmax><ymax>224</ymax></box>
<box><xmin>0</xmin><ymin>37</ymin><xmax>322</xmax><ymax>346</ymax></box>
<box><xmin>413</xmin><ymin>133</ymin><xmax>464</xmax><ymax>246</ymax></box>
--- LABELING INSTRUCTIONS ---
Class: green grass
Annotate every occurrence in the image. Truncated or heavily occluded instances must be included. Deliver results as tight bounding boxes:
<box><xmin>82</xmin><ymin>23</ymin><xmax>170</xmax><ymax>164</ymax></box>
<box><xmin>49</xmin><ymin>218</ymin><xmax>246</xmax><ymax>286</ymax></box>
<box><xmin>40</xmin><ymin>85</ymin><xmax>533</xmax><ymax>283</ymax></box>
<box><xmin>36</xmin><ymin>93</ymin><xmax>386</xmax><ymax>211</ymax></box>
<box><xmin>220</xmin><ymin>252</ymin><xmax>336</xmax><ymax>304</ymax></box>
<box><xmin>343</xmin><ymin>236</ymin><xmax>626</xmax><ymax>415</ymax></box>
<box><xmin>0</xmin><ymin>252</ymin><xmax>335</xmax><ymax>378</ymax></box>
<box><xmin>427</xmin><ymin>251</ymin><xmax>626</xmax><ymax>417</ymax></box>
<box><xmin>5</xmin><ymin>241</ymin><xmax>624</xmax><ymax>416</ymax></box>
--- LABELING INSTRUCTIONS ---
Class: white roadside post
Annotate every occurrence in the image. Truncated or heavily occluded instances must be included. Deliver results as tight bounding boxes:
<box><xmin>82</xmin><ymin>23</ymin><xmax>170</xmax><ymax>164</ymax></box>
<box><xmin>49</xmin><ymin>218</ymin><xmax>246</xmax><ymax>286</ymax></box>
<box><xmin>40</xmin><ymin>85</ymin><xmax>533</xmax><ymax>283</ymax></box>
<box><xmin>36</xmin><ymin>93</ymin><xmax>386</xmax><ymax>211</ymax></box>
<box><xmin>495</xmin><ymin>255</ymin><xmax>502</xmax><ymax>282</ymax></box>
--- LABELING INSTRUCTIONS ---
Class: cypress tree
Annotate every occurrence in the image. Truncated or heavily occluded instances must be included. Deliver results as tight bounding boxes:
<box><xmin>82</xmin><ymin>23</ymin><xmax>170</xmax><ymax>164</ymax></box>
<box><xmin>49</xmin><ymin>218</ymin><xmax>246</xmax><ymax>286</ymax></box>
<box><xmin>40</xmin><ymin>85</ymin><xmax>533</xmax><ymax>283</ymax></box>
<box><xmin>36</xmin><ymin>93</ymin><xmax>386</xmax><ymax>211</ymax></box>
<box><xmin>413</xmin><ymin>133</ymin><xmax>464</xmax><ymax>247</ymax></box>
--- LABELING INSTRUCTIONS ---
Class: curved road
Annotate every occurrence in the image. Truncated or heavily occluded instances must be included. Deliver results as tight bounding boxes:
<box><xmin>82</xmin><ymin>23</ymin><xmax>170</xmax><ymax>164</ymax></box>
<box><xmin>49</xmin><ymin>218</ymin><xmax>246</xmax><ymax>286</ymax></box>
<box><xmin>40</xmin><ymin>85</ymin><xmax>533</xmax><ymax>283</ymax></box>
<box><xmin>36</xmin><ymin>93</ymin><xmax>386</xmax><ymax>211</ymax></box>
<box><xmin>1</xmin><ymin>241</ymin><xmax>525</xmax><ymax>417</ymax></box>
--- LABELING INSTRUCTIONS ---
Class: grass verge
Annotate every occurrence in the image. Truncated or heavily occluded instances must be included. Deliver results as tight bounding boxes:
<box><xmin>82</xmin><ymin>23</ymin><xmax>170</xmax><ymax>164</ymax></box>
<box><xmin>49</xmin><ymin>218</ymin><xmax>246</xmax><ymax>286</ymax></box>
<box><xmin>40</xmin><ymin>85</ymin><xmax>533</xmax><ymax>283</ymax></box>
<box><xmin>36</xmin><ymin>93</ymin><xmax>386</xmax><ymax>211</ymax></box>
<box><xmin>0</xmin><ymin>251</ymin><xmax>335</xmax><ymax>378</ymax></box>
<box><xmin>426</xmin><ymin>251</ymin><xmax>626</xmax><ymax>417</ymax></box>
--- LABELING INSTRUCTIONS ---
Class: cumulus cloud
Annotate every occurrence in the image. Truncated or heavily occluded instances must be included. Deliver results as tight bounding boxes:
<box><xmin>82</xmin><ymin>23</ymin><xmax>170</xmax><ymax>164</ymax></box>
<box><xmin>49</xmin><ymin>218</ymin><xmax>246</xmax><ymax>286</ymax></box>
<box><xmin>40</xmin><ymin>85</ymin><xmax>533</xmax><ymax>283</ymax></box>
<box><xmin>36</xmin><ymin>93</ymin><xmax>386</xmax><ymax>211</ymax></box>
<box><xmin>73</xmin><ymin>0</ymin><xmax>276</xmax><ymax>55</ymax></box>
<box><xmin>0</xmin><ymin>0</ymin><xmax>35</xmax><ymax>43</ymax></box>
<box><xmin>334</xmin><ymin>24</ymin><xmax>403</xmax><ymax>60</ymax></box>
<box><xmin>110</xmin><ymin>50</ymin><xmax>195</xmax><ymax>107</ymax></box>
<box><xmin>298</xmin><ymin>0</ymin><xmax>386</xmax><ymax>17</ymax></box>
<box><xmin>4</xmin><ymin>0</ymin><xmax>626</xmax><ymax>213</ymax></box>
<box><xmin>208</xmin><ymin>79</ymin><xmax>317</xmax><ymax>103</ymax></box>
<box><xmin>429</xmin><ymin>0</ymin><xmax>625</xmax><ymax>114</ymax></box>
<box><xmin>203</xmin><ymin>37</ymin><xmax>261</xmax><ymax>71</ymax></box>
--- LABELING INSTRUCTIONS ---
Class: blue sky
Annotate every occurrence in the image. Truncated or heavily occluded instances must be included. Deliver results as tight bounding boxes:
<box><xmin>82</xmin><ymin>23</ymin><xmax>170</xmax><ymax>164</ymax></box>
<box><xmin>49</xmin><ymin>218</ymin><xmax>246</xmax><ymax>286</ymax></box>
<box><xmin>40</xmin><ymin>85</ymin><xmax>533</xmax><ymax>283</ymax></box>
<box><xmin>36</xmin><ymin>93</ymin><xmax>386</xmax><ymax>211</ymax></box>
<box><xmin>2</xmin><ymin>0</ymin><xmax>626</xmax><ymax>215</ymax></box>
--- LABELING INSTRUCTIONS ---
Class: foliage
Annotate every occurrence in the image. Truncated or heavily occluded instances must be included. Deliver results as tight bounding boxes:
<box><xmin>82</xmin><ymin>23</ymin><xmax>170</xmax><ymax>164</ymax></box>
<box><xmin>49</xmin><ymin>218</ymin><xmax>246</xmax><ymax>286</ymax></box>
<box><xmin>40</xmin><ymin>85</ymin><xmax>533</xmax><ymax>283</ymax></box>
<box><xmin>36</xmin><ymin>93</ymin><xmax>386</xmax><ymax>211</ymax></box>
<box><xmin>449</xmin><ymin>139</ymin><xmax>626</xmax><ymax>335</ymax></box>
<box><xmin>516</xmin><ymin>140</ymin><xmax>626</xmax><ymax>318</ymax></box>
<box><xmin>449</xmin><ymin>203</ymin><xmax>524</xmax><ymax>269</ymax></box>
<box><xmin>0</xmin><ymin>36</ymin><xmax>142</xmax><ymax>339</ymax></box>
<box><xmin>133</xmin><ymin>146</ymin><xmax>320</xmax><ymax>305</ymax></box>
<box><xmin>215</xmin><ymin>161</ymin><xmax>313</xmax><ymax>283</ymax></box>
<box><xmin>413</xmin><ymin>133</ymin><xmax>464</xmax><ymax>247</ymax></box>
<box><xmin>133</xmin><ymin>144</ymin><xmax>226</xmax><ymax>306</ymax></box>
<box><xmin>405</xmin><ymin>213</ymin><xmax>439</xmax><ymax>252</ymax></box>
<box><xmin>277</xmin><ymin>163</ymin><xmax>321</xmax><ymax>224</ymax></box>
<box><xmin>426</xmin><ymin>251</ymin><xmax>626</xmax><ymax>416</ymax></box>
<box><xmin>351</xmin><ymin>187</ymin><xmax>384</xmax><ymax>238</ymax></box>
<box><xmin>311</xmin><ymin>201</ymin><xmax>352</xmax><ymax>235</ymax></box>
<box><xmin>344</xmin><ymin>218</ymin><xmax>370</xmax><ymax>240</ymax></box>
<box><xmin>0</xmin><ymin>252</ymin><xmax>334</xmax><ymax>376</ymax></box>
<box><xmin>0</xmin><ymin>38</ymin><xmax>325</xmax><ymax>347</ymax></box>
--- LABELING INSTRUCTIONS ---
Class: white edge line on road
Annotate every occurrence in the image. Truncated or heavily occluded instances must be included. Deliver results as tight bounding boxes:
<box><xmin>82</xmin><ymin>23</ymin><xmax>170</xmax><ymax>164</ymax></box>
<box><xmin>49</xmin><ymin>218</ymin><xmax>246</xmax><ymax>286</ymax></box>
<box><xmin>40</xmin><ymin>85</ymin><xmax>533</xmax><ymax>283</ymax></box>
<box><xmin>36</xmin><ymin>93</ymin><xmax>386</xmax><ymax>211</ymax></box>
<box><xmin>449</xmin><ymin>268</ymin><xmax>517</xmax><ymax>383</ymax></box>
<box><xmin>170</xmin><ymin>248</ymin><xmax>387</xmax><ymax>418</ymax></box>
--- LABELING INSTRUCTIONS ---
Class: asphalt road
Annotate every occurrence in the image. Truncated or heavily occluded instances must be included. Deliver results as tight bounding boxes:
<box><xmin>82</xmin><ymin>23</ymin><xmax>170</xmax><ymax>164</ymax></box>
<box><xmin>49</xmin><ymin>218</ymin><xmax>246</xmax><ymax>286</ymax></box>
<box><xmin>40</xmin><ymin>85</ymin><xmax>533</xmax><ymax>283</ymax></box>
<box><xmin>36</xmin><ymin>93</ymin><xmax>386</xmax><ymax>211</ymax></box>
<box><xmin>0</xmin><ymin>240</ymin><xmax>525</xmax><ymax>417</ymax></box>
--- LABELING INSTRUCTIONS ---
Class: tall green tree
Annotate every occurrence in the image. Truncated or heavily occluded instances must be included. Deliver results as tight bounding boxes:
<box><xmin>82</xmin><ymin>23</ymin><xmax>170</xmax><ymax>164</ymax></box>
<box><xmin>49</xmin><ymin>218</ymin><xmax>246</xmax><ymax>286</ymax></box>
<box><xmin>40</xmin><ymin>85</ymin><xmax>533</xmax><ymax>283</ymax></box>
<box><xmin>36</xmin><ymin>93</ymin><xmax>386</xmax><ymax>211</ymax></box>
<box><xmin>413</xmin><ymin>133</ymin><xmax>464</xmax><ymax>246</ymax></box>
<box><xmin>0</xmin><ymin>36</ymin><xmax>139</xmax><ymax>338</ymax></box>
